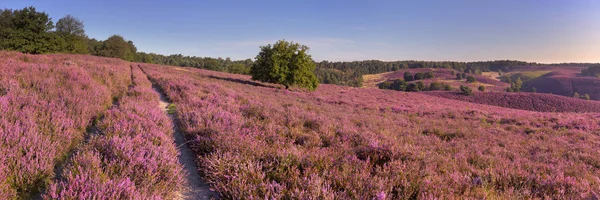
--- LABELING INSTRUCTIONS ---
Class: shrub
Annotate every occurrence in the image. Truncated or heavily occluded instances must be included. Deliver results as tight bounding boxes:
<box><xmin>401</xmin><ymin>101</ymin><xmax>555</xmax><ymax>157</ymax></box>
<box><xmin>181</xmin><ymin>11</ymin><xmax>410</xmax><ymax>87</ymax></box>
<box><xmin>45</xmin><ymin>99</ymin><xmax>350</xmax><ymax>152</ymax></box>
<box><xmin>478</xmin><ymin>85</ymin><xmax>485</xmax><ymax>92</ymax></box>
<box><xmin>456</xmin><ymin>73</ymin><xmax>463</xmax><ymax>80</ymax></box>
<box><xmin>429</xmin><ymin>82</ymin><xmax>443</xmax><ymax>91</ymax></box>
<box><xmin>406</xmin><ymin>83</ymin><xmax>419</xmax><ymax>92</ymax></box>
<box><xmin>377</xmin><ymin>79</ymin><xmax>408</xmax><ymax>91</ymax></box>
<box><xmin>425</xmin><ymin>71</ymin><xmax>434</xmax><ymax>79</ymax></box>
<box><xmin>531</xmin><ymin>87</ymin><xmax>537</xmax><ymax>93</ymax></box>
<box><xmin>584</xmin><ymin>93</ymin><xmax>591</xmax><ymax>100</ymax></box>
<box><xmin>460</xmin><ymin>85</ymin><xmax>473</xmax><ymax>96</ymax></box>
<box><xmin>403</xmin><ymin>71</ymin><xmax>414</xmax><ymax>81</ymax></box>
<box><xmin>444</xmin><ymin>84</ymin><xmax>453</xmax><ymax>91</ymax></box>
<box><xmin>466</xmin><ymin>76</ymin><xmax>476</xmax><ymax>83</ymax></box>
<box><xmin>416</xmin><ymin>81</ymin><xmax>426</xmax><ymax>91</ymax></box>
<box><xmin>414</xmin><ymin>72</ymin><xmax>425</xmax><ymax>80</ymax></box>
<box><xmin>574</xmin><ymin>92</ymin><xmax>580</xmax><ymax>99</ymax></box>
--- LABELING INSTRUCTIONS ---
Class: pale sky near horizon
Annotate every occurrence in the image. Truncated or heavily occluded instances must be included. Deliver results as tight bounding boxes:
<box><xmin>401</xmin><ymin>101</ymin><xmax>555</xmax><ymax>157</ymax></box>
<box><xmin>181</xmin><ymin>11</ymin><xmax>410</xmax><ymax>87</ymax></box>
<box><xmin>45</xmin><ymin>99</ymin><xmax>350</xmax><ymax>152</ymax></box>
<box><xmin>4</xmin><ymin>0</ymin><xmax>600</xmax><ymax>63</ymax></box>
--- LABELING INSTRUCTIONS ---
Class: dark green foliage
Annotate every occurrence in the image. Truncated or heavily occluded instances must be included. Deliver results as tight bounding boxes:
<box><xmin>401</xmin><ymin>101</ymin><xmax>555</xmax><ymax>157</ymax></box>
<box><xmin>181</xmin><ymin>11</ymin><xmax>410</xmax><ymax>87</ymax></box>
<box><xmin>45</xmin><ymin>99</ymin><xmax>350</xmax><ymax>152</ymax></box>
<box><xmin>582</xmin><ymin>66</ymin><xmax>600</xmax><ymax>77</ymax></box>
<box><xmin>378</xmin><ymin>79</ymin><xmax>408</xmax><ymax>91</ymax></box>
<box><xmin>444</xmin><ymin>84</ymin><xmax>453</xmax><ymax>91</ymax></box>
<box><xmin>425</xmin><ymin>71</ymin><xmax>434</xmax><ymax>79</ymax></box>
<box><xmin>404</xmin><ymin>71</ymin><xmax>414</xmax><ymax>81</ymax></box>
<box><xmin>466</xmin><ymin>76</ymin><xmax>476</xmax><ymax>83</ymax></box>
<box><xmin>56</xmin><ymin>15</ymin><xmax>88</xmax><ymax>54</ymax></box>
<box><xmin>414</xmin><ymin>72</ymin><xmax>425</xmax><ymax>80</ymax></box>
<box><xmin>531</xmin><ymin>87</ymin><xmax>537</xmax><ymax>93</ymax></box>
<box><xmin>506</xmin><ymin>77</ymin><xmax>523</xmax><ymax>92</ymax></box>
<box><xmin>456</xmin><ymin>73</ymin><xmax>463</xmax><ymax>80</ymax></box>
<box><xmin>406</xmin><ymin>83</ymin><xmax>419</xmax><ymax>92</ymax></box>
<box><xmin>380</xmin><ymin>80</ymin><xmax>451</xmax><ymax>92</ymax></box>
<box><xmin>416</xmin><ymin>81</ymin><xmax>426</xmax><ymax>91</ymax></box>
<box><xmin>97</xmin><ymin>35</ymin><xmax>136</xmax><ymax>61</ymax></box>
<box><xmin>138</xmin><ymin>53</ymin><xmax>254</xmax><ymax>75</ymax></box>
<box><xmin>0</xmin><ymin>7</ymin><xmax>66</xmax><ymax>54</ymax></box>
<box><xmin>250</xmin><ymin>40</ymin><xmax>319</xmax><ymax>91</ymax></box>
<box><xmin>478</xmin><ymin>85</ymin><xmax>485</xmax><ymax>92</ymax></box>
<box><xmin>460</xmin><ymin>85</ymin><xmax>473</xmax><ymax>96</ymax></box>
<box><xmin>514</xmin><ymin>77</ymin><xmax>523</xmax><ymax>90</ymax></box>
<box><xmin>429</xmin><ymin>82</ymin><xmax>443</xmax><ymax>91</ymax></box>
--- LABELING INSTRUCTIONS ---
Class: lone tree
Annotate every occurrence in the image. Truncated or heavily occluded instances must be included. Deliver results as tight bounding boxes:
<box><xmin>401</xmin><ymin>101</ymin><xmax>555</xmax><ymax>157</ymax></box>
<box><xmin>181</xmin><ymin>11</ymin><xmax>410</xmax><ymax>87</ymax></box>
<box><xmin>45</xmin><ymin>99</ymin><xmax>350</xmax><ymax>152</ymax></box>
<box><xmin>250</xmin><ymin>40</ymin><xmax>319</xmax><ymax>91</ymax></box>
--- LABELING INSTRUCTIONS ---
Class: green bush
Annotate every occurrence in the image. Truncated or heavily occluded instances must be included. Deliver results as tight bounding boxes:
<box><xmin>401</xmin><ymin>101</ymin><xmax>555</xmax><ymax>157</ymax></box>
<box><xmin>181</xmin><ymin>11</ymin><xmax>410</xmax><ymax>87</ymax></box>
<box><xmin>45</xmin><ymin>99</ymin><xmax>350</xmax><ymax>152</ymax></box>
<box><xmin>460</xmin><ymin>85</ymin><xmax>473</xmax><ymax>96</ymax></box>
<box><xmin>466</xmin><ymin>76</ymin><xmax>476</xmax><ymax>83</ymax></box>
<box><xmin>478</xmin><ymin>85</ymin><xmax>485</xmax><ymax>92</ymax></box>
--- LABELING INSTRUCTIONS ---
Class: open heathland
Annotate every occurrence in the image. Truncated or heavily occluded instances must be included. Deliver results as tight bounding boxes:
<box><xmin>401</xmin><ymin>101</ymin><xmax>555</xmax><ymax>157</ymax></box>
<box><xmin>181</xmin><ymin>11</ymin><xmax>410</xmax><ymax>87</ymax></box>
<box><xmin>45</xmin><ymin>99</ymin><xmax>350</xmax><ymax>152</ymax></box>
<box><xmin>141</xmin><ymin>63</ymin><xmax>600</xmax><ymax>199</ymax></box>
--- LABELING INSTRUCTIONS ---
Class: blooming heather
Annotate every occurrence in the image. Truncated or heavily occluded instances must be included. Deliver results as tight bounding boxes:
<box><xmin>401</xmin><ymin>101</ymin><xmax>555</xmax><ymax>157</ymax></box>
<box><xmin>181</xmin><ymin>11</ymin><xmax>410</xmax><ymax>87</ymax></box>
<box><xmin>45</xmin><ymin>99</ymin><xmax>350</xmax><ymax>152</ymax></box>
<box><xmin>426</xmin><ymin>91</ymin><xmax>600</xmax><ymax>113</ymax></box>
<box><xmin>0</xmin><ymin>51</ymin><xmax>130</xmax><ymax>198</ymax></box>
<box><xmin>142</xmin><ymin>63</ymin><xmax>600</xmax><ymax>199</ymax></box>
<box><xmin>46</xmin><ymin>65</ymin><xmax>184</xmax><ymax>199</ymax></box>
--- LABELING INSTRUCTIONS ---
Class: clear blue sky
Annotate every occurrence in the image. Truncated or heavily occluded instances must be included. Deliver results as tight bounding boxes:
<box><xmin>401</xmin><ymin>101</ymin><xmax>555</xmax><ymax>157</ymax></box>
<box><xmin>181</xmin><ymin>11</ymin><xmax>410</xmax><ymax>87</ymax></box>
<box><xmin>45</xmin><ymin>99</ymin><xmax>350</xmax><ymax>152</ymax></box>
<box><xmin>4</xmin><ymin>0</ymin><xmax>600</xmax><ymax>63</ymax></box>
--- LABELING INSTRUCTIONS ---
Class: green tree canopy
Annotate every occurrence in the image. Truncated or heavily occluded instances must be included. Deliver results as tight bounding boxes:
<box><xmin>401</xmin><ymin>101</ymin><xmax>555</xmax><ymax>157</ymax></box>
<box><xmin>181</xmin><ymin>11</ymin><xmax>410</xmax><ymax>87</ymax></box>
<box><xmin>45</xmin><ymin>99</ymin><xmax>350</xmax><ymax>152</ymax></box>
<box><xmin>98</xmin><ymin>35</ymin><xmax>136</xmax><ymax>61</ymax></box>
<box><xmin>0</xmin><ymin>6</ymin><xmax>65</xmax><ymax>54</ymax></box>
<box><xmin>250</xmin><ymin>40</ymin><xmax>319</xmax><ymax>91</ymax></box>
<box><xmin>56</xmin><ymin>15</ymin><xmax>88</xmax><ymax>54</ymax></box>
<box><xmin>404</xmin><ymin>71</ymin><xmax>414</xmax><ymax>81</ymax></box>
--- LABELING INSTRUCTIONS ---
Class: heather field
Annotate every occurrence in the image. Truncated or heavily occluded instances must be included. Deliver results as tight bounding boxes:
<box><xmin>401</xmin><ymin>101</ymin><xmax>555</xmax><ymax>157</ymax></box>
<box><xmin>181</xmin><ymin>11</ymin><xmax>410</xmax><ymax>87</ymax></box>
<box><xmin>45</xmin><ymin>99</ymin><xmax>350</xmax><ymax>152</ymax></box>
<box><xmin>45</xmin><ymin>66</ymin><xmax>184</xmax><ymax>199</ymax></box>
<box><xmin>142</xmin><ymin>63</ymin><xmax>600</xmax><ymax>199</ymax></box>
<box><xmin>426</xmin><ymin>91</ymin><xmax>600</xmax><ymax>113</ymax></box>
<box><xmin>2</xmin><ymin>52</ymin><xmax>600</xmax><ymax>199</ymax></box>
<box><xmin>0</xmin><ymin>52</ymin><xmax>131</xmax><ymax>198</ymax></box>
<box><xmin>0</xmin><ymin>52</ymin><xmax>187</xmax><ymax>199</ymax></box>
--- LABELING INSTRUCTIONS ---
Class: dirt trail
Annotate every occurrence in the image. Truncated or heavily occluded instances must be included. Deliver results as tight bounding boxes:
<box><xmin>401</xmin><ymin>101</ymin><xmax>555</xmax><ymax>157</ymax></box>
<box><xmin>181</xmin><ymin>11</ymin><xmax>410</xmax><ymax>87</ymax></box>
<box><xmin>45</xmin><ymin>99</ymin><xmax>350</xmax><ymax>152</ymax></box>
<box><xmin>151</xmin><ymin>81</ymin><xmax>219</xmax><ymax>200</ymax></box>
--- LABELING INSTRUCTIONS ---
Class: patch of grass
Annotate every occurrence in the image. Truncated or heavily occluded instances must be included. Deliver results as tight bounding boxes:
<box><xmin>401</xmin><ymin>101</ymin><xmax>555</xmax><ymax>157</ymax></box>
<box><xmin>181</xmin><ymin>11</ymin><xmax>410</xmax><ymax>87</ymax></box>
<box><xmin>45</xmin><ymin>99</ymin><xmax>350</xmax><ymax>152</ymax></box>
<box><xmin>500</xmin><ymin>70</ymin><xmax>551</xmax><ymax>82</ymax></box>
<box><xmin>167</xmin><ymin>103</ymin><xmax>176</xmax><ymax>114</ymax></box>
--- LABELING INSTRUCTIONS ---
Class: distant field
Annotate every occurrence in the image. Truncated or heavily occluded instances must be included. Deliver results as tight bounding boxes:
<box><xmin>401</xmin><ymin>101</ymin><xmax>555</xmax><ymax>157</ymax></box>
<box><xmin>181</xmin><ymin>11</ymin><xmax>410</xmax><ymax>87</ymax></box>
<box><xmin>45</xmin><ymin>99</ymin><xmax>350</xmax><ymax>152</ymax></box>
<box><xmin>363</xmin><ymin>68</ymin><xmax>509</xmax><ymax>92</ymax></box>
<box><xmin>499</xmin><ymin>70</ymin><xmax>552</xmax><ymax>82</ymax></box>
<box><xmin>503</xmin><ymin>66</ymin><xmax>600</xmax><ymax>100</ymax></box>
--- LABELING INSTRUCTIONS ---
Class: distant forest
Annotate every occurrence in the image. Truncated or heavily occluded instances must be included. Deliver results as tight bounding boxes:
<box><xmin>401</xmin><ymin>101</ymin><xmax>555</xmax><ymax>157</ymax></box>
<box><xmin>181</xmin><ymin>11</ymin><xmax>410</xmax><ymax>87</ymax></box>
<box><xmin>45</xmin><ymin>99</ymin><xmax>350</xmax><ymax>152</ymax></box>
<box><xmin>2</xmin><ymin>6</ymin><xmax>598</xmax><ymax>87</ymax></box>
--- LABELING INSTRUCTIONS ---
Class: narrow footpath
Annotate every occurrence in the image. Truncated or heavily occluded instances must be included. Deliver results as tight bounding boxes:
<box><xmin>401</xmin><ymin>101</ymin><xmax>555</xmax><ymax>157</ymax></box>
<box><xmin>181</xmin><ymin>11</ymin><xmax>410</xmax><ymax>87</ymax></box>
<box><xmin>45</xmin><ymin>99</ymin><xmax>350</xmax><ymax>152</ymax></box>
<box><xmin>149</xmin><ymin>76</ymin><xmax>219</xmax><ymax>200</ymax></box>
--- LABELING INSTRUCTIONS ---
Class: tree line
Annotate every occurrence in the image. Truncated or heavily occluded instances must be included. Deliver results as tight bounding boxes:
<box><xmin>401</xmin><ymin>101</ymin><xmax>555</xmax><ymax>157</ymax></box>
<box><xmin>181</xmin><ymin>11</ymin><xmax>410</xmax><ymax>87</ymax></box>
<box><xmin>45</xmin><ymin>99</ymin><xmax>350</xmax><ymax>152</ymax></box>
<box><xmin>0</xmin><ymin>6</ymin><xmax>254</xmax><ymax>74</ymax></box>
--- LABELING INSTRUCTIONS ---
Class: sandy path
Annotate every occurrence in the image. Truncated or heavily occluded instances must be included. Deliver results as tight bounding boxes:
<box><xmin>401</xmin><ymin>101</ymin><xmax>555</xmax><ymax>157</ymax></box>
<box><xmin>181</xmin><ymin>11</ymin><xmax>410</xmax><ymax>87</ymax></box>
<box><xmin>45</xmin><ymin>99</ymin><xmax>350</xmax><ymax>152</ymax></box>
<box><xmin>152</xmin><ymin>81</ymin><xmax>219</xmax><ymax>199</ymax></box>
